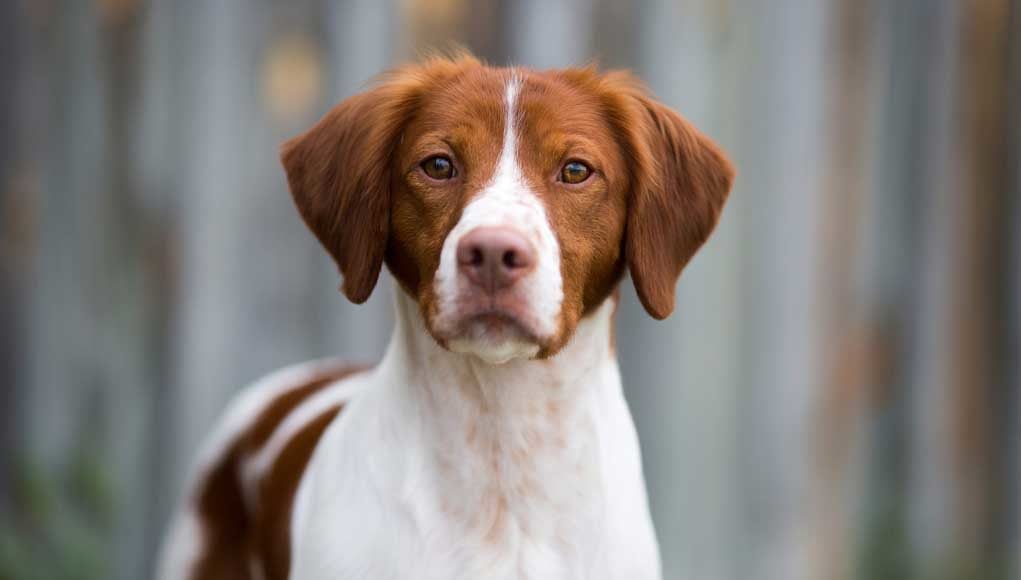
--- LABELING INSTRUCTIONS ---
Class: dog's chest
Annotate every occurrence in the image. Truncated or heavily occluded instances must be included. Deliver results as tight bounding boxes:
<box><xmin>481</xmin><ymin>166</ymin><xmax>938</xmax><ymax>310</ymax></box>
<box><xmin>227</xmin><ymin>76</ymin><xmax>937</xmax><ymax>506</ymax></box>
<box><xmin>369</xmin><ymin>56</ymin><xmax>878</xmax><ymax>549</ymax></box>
<box><xmin>291</xmin><ymin>381</ymin><xmax>613</xmax><ymax>580</ymax></box>
<box><xmin>418</xmin><ymin>405</ymin><xmax>607</xmax><ymax>579</ymax></box>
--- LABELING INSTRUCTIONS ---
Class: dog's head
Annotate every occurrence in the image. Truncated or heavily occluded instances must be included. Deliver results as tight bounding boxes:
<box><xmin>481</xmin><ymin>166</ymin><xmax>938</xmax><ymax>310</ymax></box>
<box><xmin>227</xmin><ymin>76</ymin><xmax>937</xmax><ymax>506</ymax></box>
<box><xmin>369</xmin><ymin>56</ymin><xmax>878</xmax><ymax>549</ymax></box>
<box><xmin>281</xmin><ymin>56</ymin><xmax>733</xmax><ymax>364</ymax></box>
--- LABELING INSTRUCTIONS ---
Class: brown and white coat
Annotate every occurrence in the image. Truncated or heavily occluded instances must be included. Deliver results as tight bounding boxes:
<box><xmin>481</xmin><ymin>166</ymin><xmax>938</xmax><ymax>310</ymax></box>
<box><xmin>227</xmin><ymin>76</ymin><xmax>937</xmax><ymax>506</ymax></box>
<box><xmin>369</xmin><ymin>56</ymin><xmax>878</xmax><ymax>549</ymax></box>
<box><xmin>157</xmin><ymin>55</ymin><xmax>734</xmax><ymax>580</ymax></box>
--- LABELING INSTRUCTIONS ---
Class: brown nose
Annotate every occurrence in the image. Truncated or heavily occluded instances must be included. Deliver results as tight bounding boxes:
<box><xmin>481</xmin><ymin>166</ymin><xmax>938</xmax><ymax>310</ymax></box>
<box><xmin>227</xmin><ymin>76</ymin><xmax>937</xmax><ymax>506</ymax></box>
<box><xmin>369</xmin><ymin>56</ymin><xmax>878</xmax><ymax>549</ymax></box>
<box><xmin>456</xmin><ymin>227</ymin><xmax>536</xmax><ymax>293</ymax></box>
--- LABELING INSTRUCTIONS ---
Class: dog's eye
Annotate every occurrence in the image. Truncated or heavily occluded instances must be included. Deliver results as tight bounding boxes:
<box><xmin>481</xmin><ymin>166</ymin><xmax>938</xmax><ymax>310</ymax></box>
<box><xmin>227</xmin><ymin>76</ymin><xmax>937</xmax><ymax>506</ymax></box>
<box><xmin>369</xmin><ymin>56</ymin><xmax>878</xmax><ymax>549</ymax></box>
<box><xmin>421</xmin><ymin>155</ymin><xmax>456</xmax><ymax>180</ymax></box>
<box><xmin>560</xmin><ymin>161</ymin><xmax>591</xmax><ymax>184</ymax></box>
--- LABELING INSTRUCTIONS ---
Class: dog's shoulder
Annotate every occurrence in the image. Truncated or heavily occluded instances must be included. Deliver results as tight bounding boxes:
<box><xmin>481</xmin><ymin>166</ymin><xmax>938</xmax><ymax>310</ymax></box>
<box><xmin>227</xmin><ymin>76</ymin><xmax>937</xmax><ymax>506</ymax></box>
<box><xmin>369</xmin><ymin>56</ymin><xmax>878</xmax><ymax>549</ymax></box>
<box><xmin>158</xmin><ymin>359</ymin><xmax>369</xmax><ymax>580</ymax></box>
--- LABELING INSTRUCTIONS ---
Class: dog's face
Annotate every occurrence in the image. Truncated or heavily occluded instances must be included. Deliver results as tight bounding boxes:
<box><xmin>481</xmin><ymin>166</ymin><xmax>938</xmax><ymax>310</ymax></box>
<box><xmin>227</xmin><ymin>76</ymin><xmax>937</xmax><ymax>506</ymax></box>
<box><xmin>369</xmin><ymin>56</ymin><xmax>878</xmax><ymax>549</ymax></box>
<box><xmin>282</xmin><ymin>56</ymin><xmax>733</xmax><ymax>363</ymax></box>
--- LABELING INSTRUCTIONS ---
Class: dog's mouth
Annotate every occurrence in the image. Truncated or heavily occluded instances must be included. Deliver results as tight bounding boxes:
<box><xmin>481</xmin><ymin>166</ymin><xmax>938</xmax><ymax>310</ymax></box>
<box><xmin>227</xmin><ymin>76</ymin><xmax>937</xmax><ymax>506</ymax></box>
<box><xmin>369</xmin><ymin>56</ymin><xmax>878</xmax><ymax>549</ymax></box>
<box><xmin>439</xmin><ymin>303</ymin><xmax>546</xmax><ymax>364</ymax></box>
<box><xmin>460</xmin><ymin>308</ymin><xmax>539</xmax><ymax>342</ymax></box>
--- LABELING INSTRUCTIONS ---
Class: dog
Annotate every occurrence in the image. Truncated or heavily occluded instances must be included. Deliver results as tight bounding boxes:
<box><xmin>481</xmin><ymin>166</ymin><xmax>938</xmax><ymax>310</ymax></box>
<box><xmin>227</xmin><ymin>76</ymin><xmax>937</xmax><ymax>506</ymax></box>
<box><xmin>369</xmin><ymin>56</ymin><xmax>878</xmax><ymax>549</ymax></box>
<box><xmin>157</xmin><ymin>54</ymin><xmax>734</xmax><ymax>580</ymax></box>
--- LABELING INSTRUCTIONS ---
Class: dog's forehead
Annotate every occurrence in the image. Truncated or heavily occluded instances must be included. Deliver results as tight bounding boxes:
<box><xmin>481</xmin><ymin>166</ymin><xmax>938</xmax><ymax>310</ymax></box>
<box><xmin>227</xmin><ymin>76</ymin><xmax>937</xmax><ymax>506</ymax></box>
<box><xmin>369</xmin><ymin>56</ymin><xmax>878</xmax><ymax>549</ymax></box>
<box><xmin>410</xmin><ymin>68</ymin><xmax>612</xmax><ymax>149</ymax></box>
<box><xmin>517</xmin><ymin>74</ymin><xmax>607</xmax><ymax>122</ymax></box>
<box><xmin>414</xmin><ymin>68</ymin><xmax>508</xmax><ymax>129</ymax></box>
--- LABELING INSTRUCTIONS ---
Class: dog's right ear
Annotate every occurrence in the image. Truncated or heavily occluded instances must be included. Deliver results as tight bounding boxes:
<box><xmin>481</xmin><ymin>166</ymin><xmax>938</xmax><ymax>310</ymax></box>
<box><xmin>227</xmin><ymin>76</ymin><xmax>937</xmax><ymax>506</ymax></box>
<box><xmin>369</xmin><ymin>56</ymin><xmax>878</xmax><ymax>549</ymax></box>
<box><xmin>280</xmin><ymin>68</ymin><xmax>430</xmax><ymax>303</ymax></box>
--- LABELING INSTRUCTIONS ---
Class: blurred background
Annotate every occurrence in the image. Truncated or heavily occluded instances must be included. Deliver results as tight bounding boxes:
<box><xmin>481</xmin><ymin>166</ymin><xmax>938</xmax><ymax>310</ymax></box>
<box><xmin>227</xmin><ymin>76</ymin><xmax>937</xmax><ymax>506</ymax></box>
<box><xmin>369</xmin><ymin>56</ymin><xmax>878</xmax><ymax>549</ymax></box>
<box><xmin>1</xmin><ymin>0</ymin><xmax>1019</xmax><ymax>579</ymax></box>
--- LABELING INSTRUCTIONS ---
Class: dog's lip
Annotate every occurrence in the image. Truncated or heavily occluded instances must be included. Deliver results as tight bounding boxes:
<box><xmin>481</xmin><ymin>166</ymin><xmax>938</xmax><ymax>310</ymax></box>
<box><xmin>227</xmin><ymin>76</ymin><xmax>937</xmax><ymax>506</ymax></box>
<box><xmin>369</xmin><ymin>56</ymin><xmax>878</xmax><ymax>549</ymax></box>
<box><xmin>464</xmin><ymin>308</ymin><xmax>539</xmax><ymax>340</ymax></box>
<box><xmin>447</xmin><ymin>304</ymin><xmax>542</xmax><ymax>343</ymax></box>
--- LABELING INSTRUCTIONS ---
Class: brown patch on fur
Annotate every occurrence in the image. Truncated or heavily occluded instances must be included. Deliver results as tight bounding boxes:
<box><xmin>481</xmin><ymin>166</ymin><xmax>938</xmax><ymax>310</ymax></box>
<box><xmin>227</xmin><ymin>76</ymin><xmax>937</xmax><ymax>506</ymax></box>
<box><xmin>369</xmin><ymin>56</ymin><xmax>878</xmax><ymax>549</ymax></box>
<box><xmin>189</xmin><ymin>364</ymin><xmax>365</xmax><ymax>580</ymax></box>
<box><xmin>242</xmin><ymin>374</ymin><xmax>342</xmax><ymax>452</ymax></box>
<box><xmin>191</xmin><ymin>448</ymin><xmax>251</xmax><ymax>580</ymax></box>
<box><xmin>251</xmin><ymin>406</ymin><xmax>343</xmax><ymax>580</ymax></box>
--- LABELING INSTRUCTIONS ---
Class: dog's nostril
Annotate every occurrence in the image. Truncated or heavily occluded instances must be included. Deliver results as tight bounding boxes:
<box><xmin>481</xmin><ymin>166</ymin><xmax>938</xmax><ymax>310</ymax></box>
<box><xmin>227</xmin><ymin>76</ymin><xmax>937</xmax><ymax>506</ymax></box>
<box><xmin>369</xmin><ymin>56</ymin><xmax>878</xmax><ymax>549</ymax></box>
<box><xmin>502</xmin><ymin>250</ymin><xmax>518</xmax><ymax>269</ymax></box>
<box><xmin>470</xmin><ymin>247</ymin><xmax>484</xmax><ymax>267</ymax></box>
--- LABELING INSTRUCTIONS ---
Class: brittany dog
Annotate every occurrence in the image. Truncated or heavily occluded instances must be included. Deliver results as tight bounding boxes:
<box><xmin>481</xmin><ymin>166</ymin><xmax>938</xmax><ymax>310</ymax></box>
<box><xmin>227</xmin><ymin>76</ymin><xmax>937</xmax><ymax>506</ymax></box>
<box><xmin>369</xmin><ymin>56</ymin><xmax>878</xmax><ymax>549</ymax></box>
<box><xmin>157</xmin><ymin>54</ymin><xmax>734</xmax><ymax>580</ymax></box>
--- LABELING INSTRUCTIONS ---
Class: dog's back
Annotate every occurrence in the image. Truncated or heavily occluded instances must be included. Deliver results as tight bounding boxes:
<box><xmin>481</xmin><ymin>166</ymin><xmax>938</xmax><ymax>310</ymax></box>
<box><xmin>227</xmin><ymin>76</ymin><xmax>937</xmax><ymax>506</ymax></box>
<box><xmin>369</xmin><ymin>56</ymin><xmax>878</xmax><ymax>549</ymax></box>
<box><xmin>157</xmin><ymin>359</ymin><xmax>366</xmax><ymax>580</ymax></box>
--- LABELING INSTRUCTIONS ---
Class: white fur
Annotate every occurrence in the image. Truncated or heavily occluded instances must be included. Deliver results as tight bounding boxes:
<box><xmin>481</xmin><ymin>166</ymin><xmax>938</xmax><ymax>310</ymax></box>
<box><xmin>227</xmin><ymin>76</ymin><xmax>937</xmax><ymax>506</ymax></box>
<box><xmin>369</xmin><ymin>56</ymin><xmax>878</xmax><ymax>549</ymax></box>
<box><xmin>288</xmin><ymin>291</ymin><xmax>661</xmax><ymax>580</ymax></box>
<box><xmin>156</xmin><ymin>509</ymin><xmax>202</xmax><ymax>580</ymax></box>
<box><xmin>433</xmin><ymin>77</ymin><xmax>564</xmax><ymax>363</ymax></box>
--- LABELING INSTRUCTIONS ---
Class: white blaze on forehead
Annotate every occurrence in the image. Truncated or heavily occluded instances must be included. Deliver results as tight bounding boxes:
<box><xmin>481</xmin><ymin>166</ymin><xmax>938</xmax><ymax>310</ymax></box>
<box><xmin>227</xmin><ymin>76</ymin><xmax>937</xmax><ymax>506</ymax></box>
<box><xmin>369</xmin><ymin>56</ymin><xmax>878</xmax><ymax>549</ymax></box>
<box><xmin>432</xmin><ymin>76</ymin><xmax>564</xmax><ymax>359</ymax></box>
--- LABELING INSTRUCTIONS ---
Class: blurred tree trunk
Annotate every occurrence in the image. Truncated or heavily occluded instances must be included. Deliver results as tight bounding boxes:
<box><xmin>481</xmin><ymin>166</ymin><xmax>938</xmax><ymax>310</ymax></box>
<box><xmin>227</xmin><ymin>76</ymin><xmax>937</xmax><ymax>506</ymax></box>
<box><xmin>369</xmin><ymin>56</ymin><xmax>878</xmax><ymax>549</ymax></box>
<box><xmin>892</xmin><ymin>0</ymin><xmax>964</xmax><ymax>575</ymax></box>
<box><xmin>25</xmin><ymin>5</ymin><xmax>116</xmax><ymax>580</ymax></box>
<box><xmin>955</xmin><ymin>0</ymin><xmax>1015</xmax><ymax>577</ymax></box>
<box><xmin>813</xmin><ymin>1</ymin><xmax>883</xmax><ymax>579</ymax></box>
<box><xmin>896</xmin><ymin>0</ymin><xmax>1014</xmax><ymax>577</ymax></box>
<box><xmin>726</xmin><ymin>2</ymin><xmax>831</xmax><ymax>580</ymax></box>
<box><xmin>97</xmin><ymin>2</ymin><xmax>164</xmax><ymax>577</ymax></box>
<box><xmin>0</xmin><ymin>0</ymin><xmax>28</xmax><ymax>518</ymax></box>
<box><xmin>1006</xmin><ymin>2</ymin><xmax>1021</xmax><ymax>577</ymax></box>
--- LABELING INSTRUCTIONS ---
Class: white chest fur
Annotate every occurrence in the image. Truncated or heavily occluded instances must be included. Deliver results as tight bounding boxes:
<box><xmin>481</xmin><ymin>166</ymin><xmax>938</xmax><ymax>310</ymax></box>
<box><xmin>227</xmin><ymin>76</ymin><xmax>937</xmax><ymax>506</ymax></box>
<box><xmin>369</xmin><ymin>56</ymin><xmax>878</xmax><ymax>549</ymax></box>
<box><xmin>289</xmin><ymin>292</ymin><xmax>662</xmax><ymax>580</ymax></box>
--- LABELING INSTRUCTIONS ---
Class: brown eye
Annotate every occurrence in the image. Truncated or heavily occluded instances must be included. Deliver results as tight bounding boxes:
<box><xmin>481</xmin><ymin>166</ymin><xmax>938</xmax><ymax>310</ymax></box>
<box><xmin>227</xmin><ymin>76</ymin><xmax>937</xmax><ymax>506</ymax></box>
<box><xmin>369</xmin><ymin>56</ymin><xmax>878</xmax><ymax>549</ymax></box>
<box><xmin>560</xmin><ymin>161</ymin><xmax>591</xmax><ymax>184</ymax></box>
<box><xmin>421</xmin><ymin>155</ymin><xmax>455</xmax><ymax>180</ymax></box>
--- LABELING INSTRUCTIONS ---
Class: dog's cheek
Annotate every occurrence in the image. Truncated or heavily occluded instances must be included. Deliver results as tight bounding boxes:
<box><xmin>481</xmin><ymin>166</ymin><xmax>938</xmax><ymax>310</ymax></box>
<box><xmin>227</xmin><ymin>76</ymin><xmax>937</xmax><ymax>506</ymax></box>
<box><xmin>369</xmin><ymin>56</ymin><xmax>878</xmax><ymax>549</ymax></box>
<box><xmin>546</xmin><ymin>187</ymin><xmax>626</xmax><ymax>345</ymax></box>
<box><xmin>392</xmin><ymin>187</ymin><xmax>467</xmax><ymax>341</ymax></box>
<box><xmin>386</xmin><ymin>197</ymin><xmax>425</xmax><ymax>299</ymax></box>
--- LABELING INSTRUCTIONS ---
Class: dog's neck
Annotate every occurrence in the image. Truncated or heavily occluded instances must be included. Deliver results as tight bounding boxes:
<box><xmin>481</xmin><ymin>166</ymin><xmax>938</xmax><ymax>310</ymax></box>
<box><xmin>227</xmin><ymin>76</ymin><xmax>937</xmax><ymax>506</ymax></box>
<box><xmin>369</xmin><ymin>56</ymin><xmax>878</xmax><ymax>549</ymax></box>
<box><xmin>376</xmin><ymin>290</ymin><xmax>621</xmax><ymax>546</ymax></box>
<box><xmin>384</xmin><ymin>289</ymin><xmax>618</xmax><ymax>420</ymax></box>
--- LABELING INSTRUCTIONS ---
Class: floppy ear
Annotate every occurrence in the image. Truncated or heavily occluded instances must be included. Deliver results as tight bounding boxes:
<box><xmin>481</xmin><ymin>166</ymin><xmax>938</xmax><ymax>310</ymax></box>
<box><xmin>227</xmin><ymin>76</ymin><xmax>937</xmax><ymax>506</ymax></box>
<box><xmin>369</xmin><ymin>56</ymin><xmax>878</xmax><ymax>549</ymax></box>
<box><xmin>610</xmin><ymin>80</ymin><xmax>735</xmax><ymax>319</ymax></box>
<box><xmin>280</xmin><ymin>74</ymin><xmax>423</xmax><ymax>303</ymax></box>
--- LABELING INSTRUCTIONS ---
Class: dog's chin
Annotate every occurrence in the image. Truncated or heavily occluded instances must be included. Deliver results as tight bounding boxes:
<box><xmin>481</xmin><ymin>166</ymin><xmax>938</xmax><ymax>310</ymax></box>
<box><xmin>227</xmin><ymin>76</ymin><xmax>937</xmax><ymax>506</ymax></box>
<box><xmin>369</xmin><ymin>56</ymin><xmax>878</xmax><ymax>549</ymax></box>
<box><xmin>444</xmin><ymin>313</ymin><xmax>542</xmax><ymax>365</ymax></box>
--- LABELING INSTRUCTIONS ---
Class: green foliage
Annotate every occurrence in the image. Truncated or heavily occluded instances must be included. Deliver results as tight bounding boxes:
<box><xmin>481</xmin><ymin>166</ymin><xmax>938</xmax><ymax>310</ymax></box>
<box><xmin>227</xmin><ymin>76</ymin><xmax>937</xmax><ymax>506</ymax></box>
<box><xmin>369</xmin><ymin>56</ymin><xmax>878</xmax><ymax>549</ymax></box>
<box><xmin>858</xmin><ymin>497</ymin><xmax>1011</xmax><ymax>580</ymax></box>
<box><xmin>0</xmin><ymin>445</ymin><xmax>115</xmax><ymax>580</ymax></box>
<box><xmin>859</xmin><ymin>500</ymin><xmax>910</xmax><ymax>580</ymax></box>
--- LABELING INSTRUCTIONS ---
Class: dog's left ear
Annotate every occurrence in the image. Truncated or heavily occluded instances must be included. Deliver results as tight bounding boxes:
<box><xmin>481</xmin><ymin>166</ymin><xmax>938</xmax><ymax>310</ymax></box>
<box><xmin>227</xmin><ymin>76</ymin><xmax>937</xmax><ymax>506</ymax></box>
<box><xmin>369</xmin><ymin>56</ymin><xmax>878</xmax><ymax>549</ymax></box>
<box><xmin>604</xmin><ymin>74</ymin><xmax>735</xmax><ymax>319</ymax></box>
<box><xmin>280</xmin><ymin>71</ymin><xmax>424</xmax><ymax>303</ymax></box>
